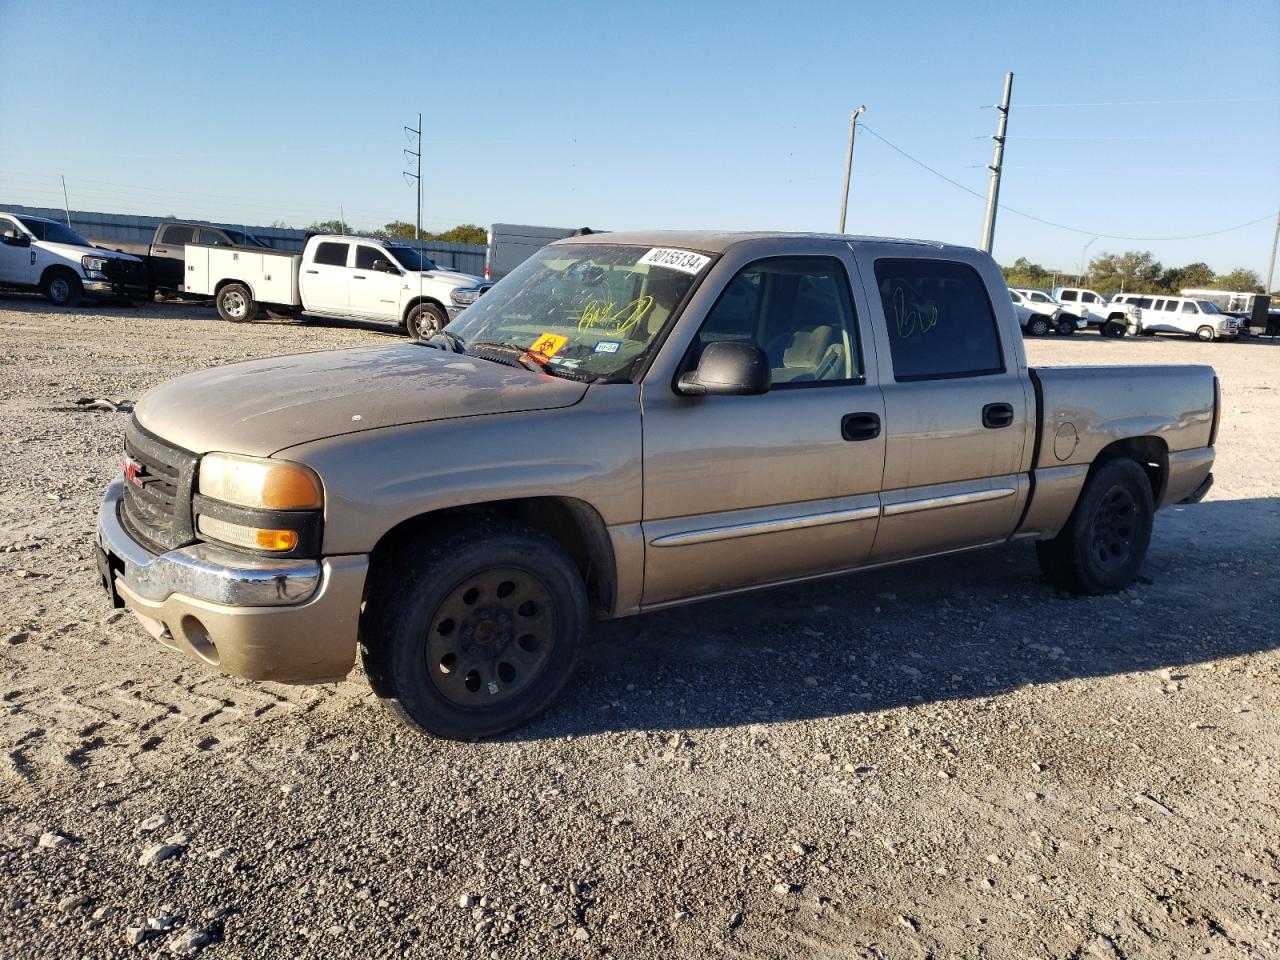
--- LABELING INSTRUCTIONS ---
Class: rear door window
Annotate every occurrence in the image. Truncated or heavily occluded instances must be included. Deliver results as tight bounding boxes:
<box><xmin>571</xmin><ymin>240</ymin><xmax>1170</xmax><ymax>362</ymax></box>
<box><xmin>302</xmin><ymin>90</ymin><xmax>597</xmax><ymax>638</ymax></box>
<box><xmin>874</xmin><ymin>258</ymin><xmax>1004</xmax><ymax>381</ymax></box>
<box><xmin>313</xmin><ymin>242</ymin><xmax>350</xmax><ymax>267</ymax></box>
<box><xmin>160</xmin><ymin>224</ymin><xmax>196</xmax><ymax>247</ymax></box>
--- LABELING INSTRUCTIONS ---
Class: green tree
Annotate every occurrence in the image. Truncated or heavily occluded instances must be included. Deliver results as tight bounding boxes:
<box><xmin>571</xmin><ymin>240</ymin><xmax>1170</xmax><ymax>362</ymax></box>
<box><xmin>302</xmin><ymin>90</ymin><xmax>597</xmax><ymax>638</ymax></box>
<box><xmin>1001</xmin><ymin>256</ymin><xmax>1056</xmax><ymax>289</ymax></box>
<box><xmin>1087</xmin><ymin>250</ymin><xmax>1163</xmax><ymax>293</ymax></box>
<box><xmin>431</xmin><ymin>224</ymin><xmax>488</xmax><ymax>245</ymax></box>
<box><xmin>375</xmin><ymin>220</ymin><xmax>418</xmax><ymax>240</ymax></box>
<box><xmin>1158</xmin><ymin>261</ymin><xmax>1215</xmax><ymax>294</ymax></box>
<box><xmin>306</xmin><ymin>219</ymin><xmax>357</xmax><ymax>235</ymax></box>
<box><xmin>1214</xmin><ymin>268</ymin><xmax>1263</xmax><ymax>293</ymax></box>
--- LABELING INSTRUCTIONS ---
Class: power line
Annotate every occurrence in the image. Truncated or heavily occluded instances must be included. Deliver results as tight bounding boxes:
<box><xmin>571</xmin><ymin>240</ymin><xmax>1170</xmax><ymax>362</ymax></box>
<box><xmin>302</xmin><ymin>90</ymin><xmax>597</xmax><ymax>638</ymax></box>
<box><xmin>858</xmin><ymin>123</ymin><xmax>1275</xmax><ymax>242</ymax></box>
<box><xmin>989</xmin><ymin>96</ymin><xmax>1280</xmax><ymax>108</ymax></box>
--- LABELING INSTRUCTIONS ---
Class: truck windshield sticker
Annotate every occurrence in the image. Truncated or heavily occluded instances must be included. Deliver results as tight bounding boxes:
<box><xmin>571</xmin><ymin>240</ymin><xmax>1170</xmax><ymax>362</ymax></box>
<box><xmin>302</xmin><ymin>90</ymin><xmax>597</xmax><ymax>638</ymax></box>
<box><xmin>594</xmin><ymin>340</ymin><xmax>621</xmax><ymax>354</ymax></box>
<box><xmin>638</xmin><ymin>248</ymin><xmax>711</xmax><ymax>275</ymax></box>
<box><xmin>529</xmin><ymin>332</ymin><xmax>569</xmax><ymax>358</ymax></box>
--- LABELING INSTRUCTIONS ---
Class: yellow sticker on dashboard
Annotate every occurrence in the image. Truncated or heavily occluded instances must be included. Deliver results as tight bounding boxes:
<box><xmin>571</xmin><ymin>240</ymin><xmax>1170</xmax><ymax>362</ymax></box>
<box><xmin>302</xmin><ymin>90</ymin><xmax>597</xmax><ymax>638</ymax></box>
<box><xmin>529</xmin><ymin>333</ymin><xmax>569</xmax><ymax>358</ymax></box>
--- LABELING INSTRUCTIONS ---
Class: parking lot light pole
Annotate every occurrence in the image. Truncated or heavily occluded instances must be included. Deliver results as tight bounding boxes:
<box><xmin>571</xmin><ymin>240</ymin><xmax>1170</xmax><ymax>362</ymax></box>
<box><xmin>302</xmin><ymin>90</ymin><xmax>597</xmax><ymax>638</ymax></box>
<box><xmin>1078</xmin><ymin>236</ymin><xmax>1098</xmax><ymax>285</ymax></box>
<box><xmin>1267</xmin><ymin>207</ymin><xmax>1279</xmax><ymax>295</ymax></box>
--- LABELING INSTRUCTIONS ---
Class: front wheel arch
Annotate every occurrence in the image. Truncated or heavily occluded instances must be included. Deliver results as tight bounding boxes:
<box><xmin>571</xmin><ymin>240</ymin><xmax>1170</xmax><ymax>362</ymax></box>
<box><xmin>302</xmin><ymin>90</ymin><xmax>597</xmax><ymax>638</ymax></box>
<box><xmin>401</xmin><ymin>296</ymin><xmax>449</xmax><ymax>327</ymax></box>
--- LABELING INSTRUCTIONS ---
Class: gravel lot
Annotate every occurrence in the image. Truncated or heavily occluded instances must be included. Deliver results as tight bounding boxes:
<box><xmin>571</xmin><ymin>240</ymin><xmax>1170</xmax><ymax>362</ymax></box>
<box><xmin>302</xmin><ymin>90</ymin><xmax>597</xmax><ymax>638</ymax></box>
<box><xmin>1</xmin><ymin>294</ymin><xmax>1276</xmax><ymax>959</ymax></box>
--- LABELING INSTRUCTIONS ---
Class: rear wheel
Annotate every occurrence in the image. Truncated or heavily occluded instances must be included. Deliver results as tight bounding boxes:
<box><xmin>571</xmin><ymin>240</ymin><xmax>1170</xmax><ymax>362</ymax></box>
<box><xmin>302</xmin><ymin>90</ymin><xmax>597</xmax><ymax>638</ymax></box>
<box><xmin>1196</xmin><ymin>325</ymin><xmax>1215</xmax><ymax>342</ymax></box>
<box><xmin>405</xmin><ymin>302</ymin><xmax>447</xmax><ymax>341</ymax></box>
<box><xmin>216</xmin><ymin>283</ymin><xmax>255</xmax><ymax>323</ymax></box>
<box><xmin>1036</xmin><ymin>457</ymin><xmax>1154</xmax><ymax>595</ymax></box>
<box><xmin>42</xmin><ymin>269</ymin><xmax>82</xmax><ymax>307</ymax></box>
<box><xmin>361</xmin><ymin>520</ymin><xmax>588</xmax><ymax>739</ymax></box>
<box><xmin>1028</xmin><ymin>315</ymin><xmax>1051</xmax><ymax>337</ymax></box>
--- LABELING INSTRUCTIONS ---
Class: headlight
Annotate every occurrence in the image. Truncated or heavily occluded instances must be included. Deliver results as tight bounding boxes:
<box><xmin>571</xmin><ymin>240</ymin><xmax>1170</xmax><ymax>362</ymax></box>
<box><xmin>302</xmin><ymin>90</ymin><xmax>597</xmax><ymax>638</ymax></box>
<box><xmin>81</xmin><ymin>255</ymin><xmax>109</xmax><ymax>279</ymax></box>
<box><xmin>450</xmin><ymin>286</ymin><xmax>482</xmax><ymax>306</ymax></box>
<box><xmin>198</xmin><ymin>453</ymin><xmax>322</xmax><ymax>510</ymax></box>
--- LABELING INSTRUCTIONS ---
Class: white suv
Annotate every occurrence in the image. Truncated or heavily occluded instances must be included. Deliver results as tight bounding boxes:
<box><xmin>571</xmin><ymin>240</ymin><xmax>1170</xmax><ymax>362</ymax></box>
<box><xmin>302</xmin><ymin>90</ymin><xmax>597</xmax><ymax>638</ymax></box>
<box><xmin>0</xmin><ymin>212</ymin><xmax>149</xmax><ymax>306</ymax></box>
<box><xmin>1110</xmin><ymin>293</ymin><xmax>1240</xmax><ymax>342</ymax></box>
<box><xmin>1052</xmin><ymin>286</ymin><xmax>1137</xmax><ymax>337</ymax></box>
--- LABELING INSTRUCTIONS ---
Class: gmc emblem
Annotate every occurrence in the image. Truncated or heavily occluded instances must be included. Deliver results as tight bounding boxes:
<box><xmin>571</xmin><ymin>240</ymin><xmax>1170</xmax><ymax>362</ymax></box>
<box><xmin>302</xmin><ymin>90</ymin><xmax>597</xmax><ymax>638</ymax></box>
<box><xmin>122</xmin><ymin>455</ymin><xmax>146</xmax><ymax>489</ymax></box>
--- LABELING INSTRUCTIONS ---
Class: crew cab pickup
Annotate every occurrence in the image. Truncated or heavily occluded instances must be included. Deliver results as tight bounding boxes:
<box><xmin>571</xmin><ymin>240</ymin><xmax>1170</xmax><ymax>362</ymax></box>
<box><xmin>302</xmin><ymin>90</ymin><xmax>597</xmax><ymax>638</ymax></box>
<box><xmin>95</xmin><ymin>231</ymin><xmax>1219</xmax><ymax>739</ymax></box>
<box><xmin>183</xmin><ymin>233</ymin><xmax>489</xmax><ymax>337</ymax></box>
<box><xmin>0</xmin><ymin>211</ymin><xmax>149</xmax><ymax>306</ymax></box>
<box><xmin>1052</xmin><ymin>286</ymin><xmax>1139</xmax><ymax>336</ymax></box>
<box><xmin>101</xmin><ymin>220</ymin><xmax>274</xmax><ymax>296</ymax></box>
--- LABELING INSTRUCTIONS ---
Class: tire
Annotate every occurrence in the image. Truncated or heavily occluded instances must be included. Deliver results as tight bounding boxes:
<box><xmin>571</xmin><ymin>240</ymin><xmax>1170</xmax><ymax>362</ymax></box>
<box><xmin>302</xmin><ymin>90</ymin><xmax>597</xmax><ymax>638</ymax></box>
<box><xmin>1028</xmin><ymin>316</ymin><xmax>1051</xmax><ymax>337</ymax></box>
<box><xmin>1196</xmin><ymin>325</ymin><xmax>1215</xmax><ymax>342</ymax></box>
<box><xmin>1056</xmin><ymin>318</ymin><xmax>1076</xmax><ymax>336</ymax></box>
<box><xmin>216</xmin><ymin>283</ymin><xmax>255</xmax><ymax>323</ymax></box>
<box><xmin>1102</xmin><ymin>320</ymin><xmax>1127</xmax><ymax>338</ymax></box>
<box><xmin>405</xmin><ymin>302</ymin><xmax>447</xmax><ymax>341</ymax></box>
<box><xmin>42</xmin><ymin>269</ymin><xmax>82</xmax><ymax>308</ymax></box>
<box><xmin>361</xmin><ymin>519</ymin><xmax>589</xmax><ymax>740</ymax></box>
<box><xmin>1036</xmin><ymin>457</ymin><xmax>1154</xmax><ymax>595</ymax></box>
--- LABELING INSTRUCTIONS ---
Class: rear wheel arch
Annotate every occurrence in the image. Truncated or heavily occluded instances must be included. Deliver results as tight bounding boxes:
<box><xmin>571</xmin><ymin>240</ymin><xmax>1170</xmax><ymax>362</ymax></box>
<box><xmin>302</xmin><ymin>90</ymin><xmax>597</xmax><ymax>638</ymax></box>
<box><xmin>1088</xmin><ymin>436</ymin><xmax>1168</xmax><ymax>508</ymax></box>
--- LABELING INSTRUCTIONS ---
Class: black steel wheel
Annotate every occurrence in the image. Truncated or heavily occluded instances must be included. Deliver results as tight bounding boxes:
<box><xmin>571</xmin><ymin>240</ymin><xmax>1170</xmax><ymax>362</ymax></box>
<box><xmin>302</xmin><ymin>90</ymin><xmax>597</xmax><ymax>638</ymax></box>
<box><xmin>1056</xmin><ymin>317</ymin><xmax>1076</xmax><ymax>336</ymax></box>
<box><xmin>1102</xmin><ymin>320</ymin><xmax>1127</xmax><ymax>338</ymax></box>
<box><xmin>361</xmin><ymin>519</ymin><xmax>588</xmax><ymax>739</ymax></box>
<box><xmin>1036</xmin><ymin>457</ymin><xmax>1154</xmax><ymax>595</ymax></box>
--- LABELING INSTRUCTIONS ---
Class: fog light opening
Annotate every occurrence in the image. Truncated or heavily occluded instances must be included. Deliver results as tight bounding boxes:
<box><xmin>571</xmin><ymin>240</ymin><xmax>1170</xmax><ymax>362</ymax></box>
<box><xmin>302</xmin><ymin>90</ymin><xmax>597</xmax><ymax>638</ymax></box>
<box><xmin>180</xmin><ymin>615</ymin><xmax>220</xmax><ymax>666</ymax></box>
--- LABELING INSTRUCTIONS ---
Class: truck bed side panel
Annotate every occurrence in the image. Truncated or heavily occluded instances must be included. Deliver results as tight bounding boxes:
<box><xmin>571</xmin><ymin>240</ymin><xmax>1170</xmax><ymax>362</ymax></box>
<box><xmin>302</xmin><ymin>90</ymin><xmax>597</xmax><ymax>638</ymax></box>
<box><xmin>1017</xmin><ymin>364</ymin><xmax>1216</xmax><ymax>537</ymax></box>
<box><xmin>186</xmin><ymin>244</ymin><xmax>300</xmax><ymax>305</ymax></box>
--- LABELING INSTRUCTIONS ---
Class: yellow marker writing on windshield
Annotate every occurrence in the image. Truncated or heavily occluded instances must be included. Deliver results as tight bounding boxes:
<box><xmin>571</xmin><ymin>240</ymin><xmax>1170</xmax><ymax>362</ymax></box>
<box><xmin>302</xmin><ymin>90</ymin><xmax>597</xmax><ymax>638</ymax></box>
<box><xmin>529</xmin><ymin>333</ymin><xmax>569</xmax><ymax>358</ymax></box>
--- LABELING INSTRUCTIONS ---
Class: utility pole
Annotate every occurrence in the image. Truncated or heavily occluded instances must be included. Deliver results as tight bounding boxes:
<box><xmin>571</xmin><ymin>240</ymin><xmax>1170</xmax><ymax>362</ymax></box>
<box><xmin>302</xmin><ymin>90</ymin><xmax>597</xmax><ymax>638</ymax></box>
<box><xmin>1078</xmin><ymin>236</ymin><xmax>1098</xmax><ymax>285</ymax></box>
<box><xmin>1266</xmin><ymin>206</ymin><xmax>1279</xmax><ymax>295</ymax></box>
<box><xmin>404</xmin><ymin>113</ymin><xmax>423</xmax><ymax>245</ymax></box>
<box><xmin>60</xmin><ymin>175</ymin><xmax>72</xmax><ymax>228</ymax></box>
<box><xmin>979</xmin><ymin>72</ymin><xmax>1013</xmax><ymax>254</ymax></box>
<box><xmin>837</xmin><ymin>105</ymin><xmax>866</xmax><ymax>234</ymax></box>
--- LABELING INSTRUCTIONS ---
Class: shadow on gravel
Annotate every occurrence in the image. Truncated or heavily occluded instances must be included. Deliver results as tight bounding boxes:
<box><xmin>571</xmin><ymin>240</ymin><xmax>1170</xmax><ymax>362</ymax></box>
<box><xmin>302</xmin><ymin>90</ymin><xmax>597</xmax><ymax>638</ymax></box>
<box><xmin>508</xmin><ymin>497</ymin><xmax>1280</xmax><ymax>739</ymax></box>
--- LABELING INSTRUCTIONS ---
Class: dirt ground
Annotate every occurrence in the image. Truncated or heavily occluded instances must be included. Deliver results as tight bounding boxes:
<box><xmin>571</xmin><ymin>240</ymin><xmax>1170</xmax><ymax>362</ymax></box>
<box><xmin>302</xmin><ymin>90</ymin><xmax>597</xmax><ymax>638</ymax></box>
<box><xmin>0</xmin><ymin>293</ymin><xmax>1276</xmax><ymax>959</ymax></box>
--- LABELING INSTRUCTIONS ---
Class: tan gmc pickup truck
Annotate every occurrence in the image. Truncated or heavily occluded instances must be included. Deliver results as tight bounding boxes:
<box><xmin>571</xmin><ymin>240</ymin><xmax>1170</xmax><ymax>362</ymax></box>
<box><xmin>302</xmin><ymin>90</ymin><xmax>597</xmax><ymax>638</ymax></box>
<box><xmin>95</xmin><ymin>232</ymin><xmax>1219</xmax><ymax>739</ymax></box>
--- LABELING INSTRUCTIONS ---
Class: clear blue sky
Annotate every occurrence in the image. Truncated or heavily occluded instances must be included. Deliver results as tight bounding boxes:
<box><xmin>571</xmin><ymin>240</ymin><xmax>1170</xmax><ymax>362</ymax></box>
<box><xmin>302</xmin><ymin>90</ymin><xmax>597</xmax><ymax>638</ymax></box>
<box><xmin>2</xmin><ymin>0</ymin><xmax>1277</xmax><ymax>277</ymax></box>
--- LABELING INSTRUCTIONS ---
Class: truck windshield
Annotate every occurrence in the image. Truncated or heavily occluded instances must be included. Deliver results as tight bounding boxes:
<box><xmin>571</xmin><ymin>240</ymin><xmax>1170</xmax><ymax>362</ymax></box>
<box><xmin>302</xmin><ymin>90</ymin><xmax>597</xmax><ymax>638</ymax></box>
<box><xmin>18</xmin><ymin>217</ymin><xmax>92</xmax><ymax>247</ymax></box>
<box><xmin>443</xmin><ymin>243</ymin><xmax>711</xmax><ymax>382</ymax></box>
<box><xmin>387</xmin><ymin>246</ymin><xmax>438</xmax><ymax>272</ymax></box>
<box><xmin>1196</xmin><ymin>300</ymin><xmax>1221</xmax><ymax>314</ymax></box>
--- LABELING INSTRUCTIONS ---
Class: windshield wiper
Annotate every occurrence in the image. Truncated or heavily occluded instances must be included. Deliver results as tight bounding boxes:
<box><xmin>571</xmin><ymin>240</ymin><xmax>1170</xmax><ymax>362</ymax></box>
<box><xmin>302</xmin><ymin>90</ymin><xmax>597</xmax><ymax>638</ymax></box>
<box><xmin>466</xmin><ymin>341</ymin><xmax>599</xmax><ymax>382</ymax></box>
<box><xmin>422</xmin><ymin>329</ymin><xmax>466</xmax><ymax>353</ymax></box>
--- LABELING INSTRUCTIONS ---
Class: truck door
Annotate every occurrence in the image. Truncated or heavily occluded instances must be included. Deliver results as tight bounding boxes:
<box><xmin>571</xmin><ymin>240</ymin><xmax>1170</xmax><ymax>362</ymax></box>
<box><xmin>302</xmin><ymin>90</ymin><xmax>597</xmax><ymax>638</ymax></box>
<box><xmin>303</xmin><ymin>240</ymin><xmax>352</xmax><ymax>311</ymax></box>
<box><xmin>349</xmin><ymin>244</ymin><xmax>404</xmax><ymax>320</ymax></box>
<box><xmin>852</xmin><ymin>252</ymin><xmax>1030</xmax><ymax>562</ymax></box>
<box><xmin>151</xmin><ymin>223</ymin><xmax>195</xmax><ymax>290</ymax></box>
<box><xmin>0</xmin><ymin>215</ymin><xmax>32</xmax><ymax>284</ymax></box>
<box><xmin>640</xmin><ymin>252</ymin><xmax>886</xmax><ymax>605</ymax></box>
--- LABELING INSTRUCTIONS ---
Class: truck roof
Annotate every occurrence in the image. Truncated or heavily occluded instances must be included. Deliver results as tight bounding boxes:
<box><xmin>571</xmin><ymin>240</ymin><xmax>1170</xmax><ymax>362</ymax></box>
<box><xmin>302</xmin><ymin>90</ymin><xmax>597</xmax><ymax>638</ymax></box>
<box><xmin>552</xmin><ymin>230</ymin><xmax>960</xmax><ymax>256</ymax></box>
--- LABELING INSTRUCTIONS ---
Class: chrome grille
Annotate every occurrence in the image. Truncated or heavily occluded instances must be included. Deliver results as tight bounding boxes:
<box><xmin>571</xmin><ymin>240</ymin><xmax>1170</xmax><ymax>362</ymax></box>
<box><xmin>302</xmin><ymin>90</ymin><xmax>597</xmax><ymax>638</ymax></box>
<box><xmin>119</xmin><ymin>419</ymin><xmax>198</xmax><ymax>553</ymax></box>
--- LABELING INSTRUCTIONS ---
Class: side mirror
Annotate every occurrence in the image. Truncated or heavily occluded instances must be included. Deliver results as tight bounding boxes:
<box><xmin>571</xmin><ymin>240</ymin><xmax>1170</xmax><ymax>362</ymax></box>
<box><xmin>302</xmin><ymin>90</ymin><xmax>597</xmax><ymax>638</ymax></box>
<box><xmin>676</xmin><ymin>341</ymin><xmax>771</xmax><ymax>397</ymax></box>
<box><xmin>2</xmin><ymin>231</ymin><xmax>31</xmax><ymax>248</ymax></box>
<box><xmin>372</xmin><ymin>258</ymin><xmax>399</xmax><ymax>274</ymax></box>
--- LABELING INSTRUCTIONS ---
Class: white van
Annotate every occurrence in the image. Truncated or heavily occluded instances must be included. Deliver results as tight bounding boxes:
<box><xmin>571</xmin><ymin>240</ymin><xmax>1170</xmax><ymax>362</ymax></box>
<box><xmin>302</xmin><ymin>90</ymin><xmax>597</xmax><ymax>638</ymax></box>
<box><xmin>1110</xmin><ymin>293</ymin><xmax>1240</xmax><ymax>342</ymax></box>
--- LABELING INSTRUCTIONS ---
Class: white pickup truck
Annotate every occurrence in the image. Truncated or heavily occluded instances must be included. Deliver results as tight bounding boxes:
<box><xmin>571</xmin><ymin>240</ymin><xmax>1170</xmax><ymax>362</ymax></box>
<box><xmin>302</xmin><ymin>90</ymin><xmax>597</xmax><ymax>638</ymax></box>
<box><xmin>1052</xmin><ymin>286</ymin><xmax>1139</xmax><ymax>337</ymax></box>
<box><xmin>184</xmin><ymin>233</ymin><xmax>491</xmax><ymax>338</ymax></box>
<box><xmin>0</xmin><ymin>211</ymin><xmax>150</xmax><ymax>306</ymax></box>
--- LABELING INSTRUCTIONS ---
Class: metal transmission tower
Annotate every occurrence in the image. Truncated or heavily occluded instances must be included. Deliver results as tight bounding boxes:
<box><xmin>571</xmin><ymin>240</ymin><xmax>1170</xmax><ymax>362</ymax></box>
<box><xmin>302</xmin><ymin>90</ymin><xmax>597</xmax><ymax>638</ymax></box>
<box><xmin>837</xmin><ymin>105</ymin><xmax>866</xmax><ymax>234</ymax></box>
<box><xmin>404</xmin><ymin>113</ymin><xmax>422</xmax><ymax>244</ymax></box>
<box><xmin>979</xmin><ymin>72</ymin><xmax>1013</xmax><ymax>254</ymax></box>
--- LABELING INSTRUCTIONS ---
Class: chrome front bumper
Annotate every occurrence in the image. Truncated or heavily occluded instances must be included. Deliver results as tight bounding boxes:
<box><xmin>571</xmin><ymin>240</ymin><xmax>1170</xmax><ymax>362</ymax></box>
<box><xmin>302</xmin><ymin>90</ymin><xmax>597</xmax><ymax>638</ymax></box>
<box><xmin>97</xmin><ymin>477</ymin><xmax>321</xmax><ymax>607</ymax></box>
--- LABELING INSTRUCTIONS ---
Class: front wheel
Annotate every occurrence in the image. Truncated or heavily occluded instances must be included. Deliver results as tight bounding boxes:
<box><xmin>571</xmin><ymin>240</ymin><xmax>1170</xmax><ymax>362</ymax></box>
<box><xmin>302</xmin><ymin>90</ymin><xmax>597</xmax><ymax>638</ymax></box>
<box><xmin>43</xmin><ymin>270</ymin><xmax>83</xmax><ymax>308</ymax></box>
<box><xmin>1036</xmin><ymin>457</ymin><xmax>1154</xmax><ymax>595</ymax></box>
<box><xmin>1028</xmin><ymin>316</ymin><xmax>1051</xmax><ymax>337</ymax></box>
<box><xmin>1196</xmin><ymin>325</ymin><xmax>1215</xmax><ymax>342</ymax></box>
<box><xmin>405</xmin><ymin>302</ymin><xmax>447</xmax><ymax>341</ymax></box>
<box><xmin>216</xmin><ymin>283</ymin><xmax>255</xmax><ymax>323</ymax></box>
<box><xmin>1102</xmin><ymin>320</ymin><xmax>1127</xmax><ymax>338</ymax></box>
<box><xmin>361</xmin><ymin>520</ymin><xmax>588</xmax><ymax>739</ymax></box>
<box><xmin>1056</xmin><ymin>318</ymin><xmax>1076</xmax><ymax>336</ymax></box>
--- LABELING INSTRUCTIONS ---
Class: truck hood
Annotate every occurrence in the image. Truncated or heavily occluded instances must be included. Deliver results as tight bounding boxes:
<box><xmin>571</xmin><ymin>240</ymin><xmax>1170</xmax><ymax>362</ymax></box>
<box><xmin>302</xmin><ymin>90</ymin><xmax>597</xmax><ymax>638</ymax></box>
<box><xmin>40</xmin><ymin>240</ymin><xmax>141</xmax><ymax>263</ymax></box>
<box><xmin>134</xmin><ymin>344</ymin><xmax>588</xmax><ymax>457</ymax></box>
<box><xmin>415</xmin><ymin>268</ymin><xmax>482</xmax><ymax>287</ymax></box>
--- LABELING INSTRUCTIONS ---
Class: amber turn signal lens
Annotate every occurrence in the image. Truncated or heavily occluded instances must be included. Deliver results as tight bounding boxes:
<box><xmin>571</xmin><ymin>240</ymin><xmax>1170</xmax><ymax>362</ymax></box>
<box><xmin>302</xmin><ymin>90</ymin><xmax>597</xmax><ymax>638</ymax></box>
<box><xmin>198</xmin><ymin>515</ymin><xmax>299</xmax><ymax>552</ymax></box>
<box><xmin>255</xmin><ymin>528</ymin><xmax>299</xmax><ymax>551</ymax></box>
